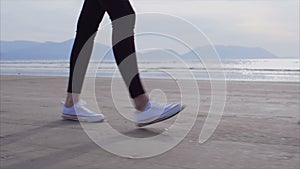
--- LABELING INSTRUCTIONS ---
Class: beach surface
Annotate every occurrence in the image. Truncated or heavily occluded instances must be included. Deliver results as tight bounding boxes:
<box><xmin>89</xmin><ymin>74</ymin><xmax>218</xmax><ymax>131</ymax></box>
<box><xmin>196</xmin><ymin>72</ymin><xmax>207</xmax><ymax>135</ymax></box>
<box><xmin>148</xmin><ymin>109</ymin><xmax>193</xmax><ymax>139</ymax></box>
<box><xmin>1</xmin><ymin>75</ymin><xmax>299</xmax><ymax>169</ymax></box>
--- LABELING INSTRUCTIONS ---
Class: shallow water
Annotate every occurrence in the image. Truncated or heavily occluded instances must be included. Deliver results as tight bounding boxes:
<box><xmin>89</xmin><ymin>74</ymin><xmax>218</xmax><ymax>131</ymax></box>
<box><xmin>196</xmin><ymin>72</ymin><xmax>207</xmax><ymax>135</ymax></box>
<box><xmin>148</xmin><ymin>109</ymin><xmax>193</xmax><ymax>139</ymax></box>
<box><xmin>1</xmin><ymin>59</ymin><xmax>299</xmax><ymax>82</ymax></box>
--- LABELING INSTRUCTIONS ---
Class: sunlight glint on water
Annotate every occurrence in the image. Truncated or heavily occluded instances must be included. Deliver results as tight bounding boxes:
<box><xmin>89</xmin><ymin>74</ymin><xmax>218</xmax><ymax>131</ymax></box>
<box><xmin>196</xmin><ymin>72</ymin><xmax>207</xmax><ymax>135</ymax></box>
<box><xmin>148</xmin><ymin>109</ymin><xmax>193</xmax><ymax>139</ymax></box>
<box><xmin>0</xmin><ymin>59</ymin><xmax>299</xmax><ymax>82</ymax></box>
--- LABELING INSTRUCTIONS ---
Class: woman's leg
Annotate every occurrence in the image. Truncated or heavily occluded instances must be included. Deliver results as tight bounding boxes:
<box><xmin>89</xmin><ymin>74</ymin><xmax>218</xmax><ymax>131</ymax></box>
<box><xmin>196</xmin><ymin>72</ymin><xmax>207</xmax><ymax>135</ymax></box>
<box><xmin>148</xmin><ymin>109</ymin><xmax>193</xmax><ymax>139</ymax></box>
<box><xmin>105</xmin><ymin>0</ymin><xmax>148</xmax><ymax>110</ymax></box>
<box><xmin>65</xmin><ymin>0</ymin><xmax>105</xmax><ymax>107</ymax></box>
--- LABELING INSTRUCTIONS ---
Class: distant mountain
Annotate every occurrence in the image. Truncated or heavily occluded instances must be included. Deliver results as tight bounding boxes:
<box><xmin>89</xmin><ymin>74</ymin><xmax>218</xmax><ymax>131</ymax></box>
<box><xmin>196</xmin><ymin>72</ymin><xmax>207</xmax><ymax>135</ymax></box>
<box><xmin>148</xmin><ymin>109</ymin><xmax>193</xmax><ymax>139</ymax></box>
<box><xmin>0</xmin><ymin>39</ymin><xmax>112</xmax><ymax>61</ymax></box>
<box><xmin>0</xmin><ymin>40</ymin><xmax>278</xmax><ymax>61</ymax></box>
<box><xmin>182</xmin><ymin>45</ymin><xmax>278</xmax><ymax>60</ymax></box>
<box><xmin>137</xmin><ymin>49</ymin><xmax>182</xmax><ymax>61</ymax></box>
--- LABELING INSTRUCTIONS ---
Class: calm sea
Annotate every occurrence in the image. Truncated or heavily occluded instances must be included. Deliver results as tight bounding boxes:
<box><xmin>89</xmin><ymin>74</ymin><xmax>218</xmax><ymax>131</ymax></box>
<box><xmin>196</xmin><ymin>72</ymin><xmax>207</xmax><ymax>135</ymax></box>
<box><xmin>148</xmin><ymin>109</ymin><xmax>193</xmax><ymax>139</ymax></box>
<box><xmin>0</xmin><ymin>59</ymin><xmax>299</xmax><ymax>82</ymax></box>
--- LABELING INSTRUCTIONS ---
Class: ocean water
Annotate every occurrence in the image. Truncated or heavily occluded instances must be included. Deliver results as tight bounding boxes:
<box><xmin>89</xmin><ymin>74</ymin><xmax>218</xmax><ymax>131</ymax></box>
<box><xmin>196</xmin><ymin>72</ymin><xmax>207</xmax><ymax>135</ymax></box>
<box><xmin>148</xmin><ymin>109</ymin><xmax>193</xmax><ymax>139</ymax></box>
<box><xmin>0</xmin><ymin>59</ymin><xmax>299</xmax><ymax>82</ymax></box>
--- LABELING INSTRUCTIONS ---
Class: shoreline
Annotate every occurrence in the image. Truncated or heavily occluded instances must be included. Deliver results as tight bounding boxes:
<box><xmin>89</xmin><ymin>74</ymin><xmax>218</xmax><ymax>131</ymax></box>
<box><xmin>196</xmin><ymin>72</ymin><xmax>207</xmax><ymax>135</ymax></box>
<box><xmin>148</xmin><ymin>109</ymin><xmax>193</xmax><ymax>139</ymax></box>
<box><xmin>1</xmin><ymin>58</ymin><xmax>299</xmax><ymax>83</ymax></box>
<box><xmin>1</xmin><ymin>74</ymin><xmax>299</xmax><ymax>84</ymax></box>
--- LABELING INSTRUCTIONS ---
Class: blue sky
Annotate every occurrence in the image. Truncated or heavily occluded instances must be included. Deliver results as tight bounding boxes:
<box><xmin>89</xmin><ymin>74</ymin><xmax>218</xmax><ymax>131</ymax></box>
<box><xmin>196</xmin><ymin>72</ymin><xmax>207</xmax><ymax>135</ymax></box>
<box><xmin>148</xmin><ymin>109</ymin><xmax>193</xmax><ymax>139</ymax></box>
<box><xmin>1</xmin><ymin>0</ymin><xmax>299</xmax><ymax>58</ymax></box>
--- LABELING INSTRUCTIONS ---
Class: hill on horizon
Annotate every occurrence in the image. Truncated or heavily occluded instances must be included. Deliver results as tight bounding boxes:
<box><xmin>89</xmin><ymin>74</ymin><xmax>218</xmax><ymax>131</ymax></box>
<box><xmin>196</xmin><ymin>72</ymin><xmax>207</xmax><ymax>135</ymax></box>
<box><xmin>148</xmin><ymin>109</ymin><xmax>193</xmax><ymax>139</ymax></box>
<box><xmin>0</xmin><ymin>39</ymin><xmax>280</xmax><ymax>61</ymax></box>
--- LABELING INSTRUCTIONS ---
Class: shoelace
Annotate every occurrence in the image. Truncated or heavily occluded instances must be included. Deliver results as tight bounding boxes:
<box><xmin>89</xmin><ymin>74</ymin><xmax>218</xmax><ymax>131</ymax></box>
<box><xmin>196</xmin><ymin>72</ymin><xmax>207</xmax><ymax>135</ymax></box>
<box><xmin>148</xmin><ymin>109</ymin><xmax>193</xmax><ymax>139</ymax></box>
<box><xmin>73</xmin><ymin>100</ymin><xmax>98</xmax><ymax>115</ymax></box>
<box><xmin>61</xmin><ymin>100</ymin><xmax>87</xmax><ymax>107</ymax></box>
<box><xmin>131</xmin><ymin>100</ymin><xmax>166</xmax><ymax>114</ymax></box>
<box><xmin>61</xmin><ymin>100</ymin><xmax>93</xmax><ymax>114</ymax></box>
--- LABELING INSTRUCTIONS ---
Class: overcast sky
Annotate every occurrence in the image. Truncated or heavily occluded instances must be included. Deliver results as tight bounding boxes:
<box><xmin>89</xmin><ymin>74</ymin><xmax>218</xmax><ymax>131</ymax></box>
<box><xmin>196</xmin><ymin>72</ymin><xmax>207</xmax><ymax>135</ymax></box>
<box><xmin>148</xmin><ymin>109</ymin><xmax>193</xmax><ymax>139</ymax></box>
<box><xmin>1</xmin><ymin>0</ymin><xmax>299</xmax><ymax>58</ymax></box>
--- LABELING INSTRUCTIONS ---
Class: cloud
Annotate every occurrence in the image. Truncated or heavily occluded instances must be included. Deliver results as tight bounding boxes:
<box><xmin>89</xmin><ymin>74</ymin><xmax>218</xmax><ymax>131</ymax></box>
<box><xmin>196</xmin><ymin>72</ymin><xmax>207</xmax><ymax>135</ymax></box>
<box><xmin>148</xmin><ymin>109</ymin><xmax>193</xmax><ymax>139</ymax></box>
<box><xmin>1</xmin><ymin>0</ymin><xmax>299</xmax><ymax>57</ymax></box>
<box><xmin>1</xmin><ymin>0</ymin><xmax>83</xmax><ymax>41</ymax></box>
<box><xmin>132</xmin><ymin>0</ymin><xmax>299</xmax><ymax>57</ymax></box>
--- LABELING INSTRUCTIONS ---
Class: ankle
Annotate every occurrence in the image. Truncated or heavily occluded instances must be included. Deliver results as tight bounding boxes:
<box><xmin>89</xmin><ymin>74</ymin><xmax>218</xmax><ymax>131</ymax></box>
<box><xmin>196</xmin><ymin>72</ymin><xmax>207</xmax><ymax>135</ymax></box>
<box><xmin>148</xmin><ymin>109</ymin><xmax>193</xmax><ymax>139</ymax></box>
<box><xmin>64</xmin><ymin>101</ymin><xmax>74</xmax><ymax>108</ymax></box>
<box><xmin>133</xmin><ymin>94</ymin><xmax>149</xmax><ymax>111</ymax></box>
<box><xmin>65</xmin><ymin>93</ymin><xmax>79</xmax><ymax>108</ymax></box>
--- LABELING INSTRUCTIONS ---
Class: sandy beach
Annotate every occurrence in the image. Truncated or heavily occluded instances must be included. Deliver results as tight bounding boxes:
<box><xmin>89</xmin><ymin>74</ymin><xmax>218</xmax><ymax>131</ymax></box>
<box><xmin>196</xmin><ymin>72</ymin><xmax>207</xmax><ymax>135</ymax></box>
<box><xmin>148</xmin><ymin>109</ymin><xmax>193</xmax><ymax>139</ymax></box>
<box><xmin>0</xmin><ymin>75</ymin><xmax>299</xmax><ymax>169</ymax></box>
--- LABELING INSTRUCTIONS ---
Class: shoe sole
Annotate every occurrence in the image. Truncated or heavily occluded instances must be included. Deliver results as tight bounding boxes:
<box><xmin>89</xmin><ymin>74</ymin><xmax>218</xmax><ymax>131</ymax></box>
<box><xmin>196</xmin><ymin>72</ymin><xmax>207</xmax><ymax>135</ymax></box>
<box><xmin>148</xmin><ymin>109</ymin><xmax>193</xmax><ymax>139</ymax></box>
<box><xmin>61</xmin><ymin>114</ymin><xmax>104</xmax><ymax>123</ymax></box>
<box><xmin>136</xmin><ymin>104</ymin><xmax>186</xmax><ymax>127</ymax></box>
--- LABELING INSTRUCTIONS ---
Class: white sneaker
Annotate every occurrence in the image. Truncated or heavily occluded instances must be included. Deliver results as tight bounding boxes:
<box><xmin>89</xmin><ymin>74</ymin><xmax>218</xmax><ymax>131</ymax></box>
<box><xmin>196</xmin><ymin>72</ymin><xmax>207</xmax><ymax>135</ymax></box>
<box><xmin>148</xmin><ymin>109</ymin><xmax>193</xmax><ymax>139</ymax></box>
<box><xmin>134</xmin><ymin>101</ymin><xmax>185</xmax><ymax>127</ymax></box>
<box><xmin>61</xmin><ymin>100</ymin><xmax>105</xmax><ymax>122</ymax></box>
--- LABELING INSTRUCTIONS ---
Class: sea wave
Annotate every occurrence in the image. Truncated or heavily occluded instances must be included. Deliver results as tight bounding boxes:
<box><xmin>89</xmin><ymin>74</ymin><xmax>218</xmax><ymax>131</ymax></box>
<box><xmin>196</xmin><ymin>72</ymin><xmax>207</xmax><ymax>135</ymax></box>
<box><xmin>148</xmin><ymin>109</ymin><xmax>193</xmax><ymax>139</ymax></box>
<box><xmin>1</xmin><ymin>59</ymin><xmax>299</xmax><ymax>82</ymax></box>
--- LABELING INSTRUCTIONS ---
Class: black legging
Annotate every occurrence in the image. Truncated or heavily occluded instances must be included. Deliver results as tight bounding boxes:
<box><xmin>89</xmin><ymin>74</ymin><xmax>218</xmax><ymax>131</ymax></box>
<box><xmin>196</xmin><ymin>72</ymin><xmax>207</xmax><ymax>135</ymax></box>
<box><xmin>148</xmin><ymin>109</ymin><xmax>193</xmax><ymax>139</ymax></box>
<box><xmin>67</xmin><ymin>0</ymin><xmax>145</xmax><ymax>98</ymax></box>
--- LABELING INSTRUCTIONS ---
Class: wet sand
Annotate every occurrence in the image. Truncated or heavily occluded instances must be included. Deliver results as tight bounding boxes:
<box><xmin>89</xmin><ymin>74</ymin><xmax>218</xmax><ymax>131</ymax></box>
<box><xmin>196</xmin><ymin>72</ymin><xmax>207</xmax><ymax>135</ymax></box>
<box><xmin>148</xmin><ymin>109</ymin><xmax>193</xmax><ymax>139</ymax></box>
<box><xmin>0</xmin><ymin>75</ymin><xmax>299</xmax><ymax>169</ymax></box>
